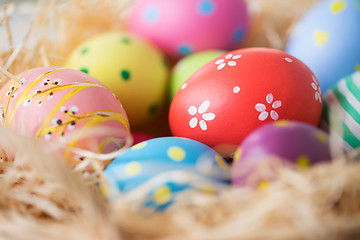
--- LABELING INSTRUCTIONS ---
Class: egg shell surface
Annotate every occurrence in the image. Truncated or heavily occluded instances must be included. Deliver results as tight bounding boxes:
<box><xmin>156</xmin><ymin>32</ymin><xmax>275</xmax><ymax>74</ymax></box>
<box><xmin>323</xmin><ymin>71</ymin><xmax>360</xmax><ymax>153</ymax></box>
<box><xmin>128</xmin><ymin>0</ymin><xmax>249</xmax><ymax>58</ymax></box>
<box><xmin>0</xmin><ymin>67</ymin><xmax>130</xmax><ymax>166</ymax></box>
<box><xmin>65</xmin><ymin>31</ymin><xmax>169</xmax><ymax>128</ymax></box>
<box><xmin>104</xmin><ymin>136</ymin><xmax>230</xmax><ymax>210</ymax></box>
<box><xmin>169</xmin><ymin>48</ymin><xmax>323</xmax><ymax>152</ymax></box>
<box><xmin>232</xmin><ymin>120</ymin><xmax>331</xmax><ymax>187</ymax></box>
<box><xmin>170</xmin><ymin>50</ymin><xmax>225</xmax><ymax>100</ymax></box>
<box><xmin>286</xmin><ymin>0</ymin><xmax>360</xmax><ymax>94</ymax></box>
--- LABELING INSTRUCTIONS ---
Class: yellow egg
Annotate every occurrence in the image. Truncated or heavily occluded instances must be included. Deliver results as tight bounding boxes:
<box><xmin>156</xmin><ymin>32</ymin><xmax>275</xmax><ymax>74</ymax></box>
<box><xmin>65</xmin><ymin>31</ymin><xmax>169</xmax><ymax>128</ymax></box>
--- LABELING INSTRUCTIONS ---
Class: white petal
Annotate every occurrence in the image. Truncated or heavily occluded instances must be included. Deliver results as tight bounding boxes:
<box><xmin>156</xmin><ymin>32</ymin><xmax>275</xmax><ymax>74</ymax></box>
<box><xmin>44</xmin><ymin>134</ymin><xmax>51</xmax><ymax>141</ymax></box>
<box><xmin>70</xmin><ymin>105</ymin><xmax>79</xmax><ymax>114</ymax></box>
<box><xmin>315</xmin><ymin>92</ymin><xmax>322</xmax><ymax>103</ymax></box>
<box><xmin>189</xmin><ymin>117</ymin><xmax>198</xmax><ymax>128</ymax></box>
<box><xmin>266</xmin><ymin>93</ymin><xmax>274</xmax><ymax>104</ymax></box>
<box><xmin>311</xmin><ymin>82</ymin><xmax>317</xmax><ymax>90</ymax></box>
<box><xmin>284</xmin><ymin>57</ymin><xmax>293</xmax><ymax>62</ymax></box>
<box><xmin>181</xmin><ymin>83</ymin><xmax>187</xmax><ymax>90</ymax></box>
<box><xmin>233</xmin><ymin>86</ymin><xmax>240</xmax><ymax>93</ymax></box>
<box><xmin>60</xmin><ymin>106</ymin><xmax>67</xmax><ymax>112</ymax></box>
<box><xmin>215</xmin><ymin>59</ymin><xmax>225</xmax><ymax>64</ymax></box>
<box><xmin>199</xmin><ymin>120</ymin><xmax>207</xmax><ymax>130</ymax></box>
<box><xmin>270</xmin><ymin>110</ymin><xmax>279</xmax><ymax>120</ymax></box>
<box><xmin>228</xmin><ymin>61</ymin><xmax>236</xmax><ymax>67</ymax></box>
<box><xmin>217</xmin><ymin>63</ymin><xmax>226</xmax><ymax>70</ymax></box>
<box><xmin>188</xmin><ymin>106</ymin><xmax>197</xmax><ymax>115</ymax></box>
<box><xmin>255</xmin><ymin>103</ymin><xmax>266</xmax><ymax>112</ymax></box>
<box><xmin>232</xmin><ymin>54</ymin><xmax>242</xmax><ymax>59</ymax></box>
<box><xmin>67</xmin><ymin>124</ymin><xmax>75</xmax><ymax>131</ymax></box>
<box><xmin>198</xmin><ymin>100</ymin><xmax>210</xmax><ymax>114</ymax></box>
<box><xmin>202</xmin><ymin>113</ymin><xmax>215</xmax><ymax>121</ymax></box>
<box><xmin>272</xmin><ymin>100</ymin><xmax>282</xmax><ymax>109</ymax></box>
<box><xmin>225</xmin><ymin>54</ymin><xmax>233</xmax><ymax>59</ymax></box>
<box><xmin>258</xmin><ymin>111</ymin><xmax>269</xmax><ymax>121</ymax></box>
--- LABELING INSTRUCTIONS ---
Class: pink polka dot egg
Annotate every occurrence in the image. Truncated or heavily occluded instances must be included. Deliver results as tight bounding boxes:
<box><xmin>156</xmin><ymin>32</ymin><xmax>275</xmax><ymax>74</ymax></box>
<box><xmin>128</xmin><ymin>0</ymin><xmax>249</xmax><ymax>58</ymax></box>
<box><xmin>0</xmin><ymin>67</ymin><xmax>131</xmax><ymax>167</ymax></box>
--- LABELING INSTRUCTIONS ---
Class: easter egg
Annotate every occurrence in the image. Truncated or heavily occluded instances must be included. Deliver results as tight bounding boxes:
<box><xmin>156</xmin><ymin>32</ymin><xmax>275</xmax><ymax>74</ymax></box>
<box><xmin>64</xmin><ymin>31</ymin><xmax>169</xmax><ymax>128</ymax></box>
<box><xmin>128</xmin><ymin>0</ymin><xmax>249</xmax><ymax>58</ymax></box>
<box><xmin>131</xmin><ymin>131</ymin><xmax>152</xmax><ymax>145</ymax></box>
<box><xmin>286</xmin><ymin>0</ymin><xmax>360</xmax><ymax>94</ymax></box>
<box><xmin>322</xmin><ymin>71</ymin><xmax>360</xmax><ymax>153</ymax></box>
<box><xmin>170</xmin><ymin>50</ymin><xmax>225</xmax><ymax>100</ymax></box>
<box><xmin>104</xmin><ymin>136</ymin><xmax>230</xmax><ymax>210</ymax></box>
<box><xmin>0</xmin><ymin>67</ymin><xmax>130</xmax><ymax>166</ymax></box>
<box><xmin>232</xmin><ymin>120</ymin><xmax>331</xmax><ymax>187</ymax></box>
<box><xmin>169</xmin><ymin>48</ymin><xmax>323</xmax><ymax>155</ymax></box>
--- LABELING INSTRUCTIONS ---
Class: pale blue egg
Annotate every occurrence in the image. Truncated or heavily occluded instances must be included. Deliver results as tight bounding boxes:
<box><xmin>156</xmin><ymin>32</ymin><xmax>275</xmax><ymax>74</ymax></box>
<box><xmin>104</xmin><ymin>136</ymin><xmax>230</xmax><ymax>210</ymax></box>
<box><xmin>286</xmin><ymin>0</ymin><xmax>360</xmax><ymax>94</ymax></box>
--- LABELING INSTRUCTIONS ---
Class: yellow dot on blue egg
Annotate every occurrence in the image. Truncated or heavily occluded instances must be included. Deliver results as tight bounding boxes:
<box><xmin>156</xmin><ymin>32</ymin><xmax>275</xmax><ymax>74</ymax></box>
<box><xmin>125</xmin><ymin>161</ymin><xmax>142</xmax><ymax>176</ymax></box>
<box><xmin>331</xmin><ymin>0</ymin><xmax>346</xmax><ymax>14</ymax></box>
<box><xmin>215</xmin><ymin>155</ymin><xmax>228</xmax><ymax>170</ymax></box>
<box><xmin>356</xmin><ymin>64</ymin><xmax>360</xmax><ymax>72</ymax></box>
<box><xmin>198</xmin><ymin>0</ymin><xmax>215</xmax><ymax>15</ymax></box>
<box><xmin>153</xmin><ymin>186</ymin><xmax>172</xmax><ymax>204</ymax></box>
<box><xmin>131</xmin><ymin>141</ymin><xmax>147</xmax><ymax>150</ymax></box>
<box><xmin>296</xmin><ymin>155</ymin><xmax>311</xmax><ymax>168</ymax></box>
<box><xmin>314</xmin><ymin>30</ymin><xmax>329</xmax><ymax>47</ymax></box>
<box><xmin>167</xmin><ymin>146</ymin><xmax>186</xmax><ymax>161</ymax></box>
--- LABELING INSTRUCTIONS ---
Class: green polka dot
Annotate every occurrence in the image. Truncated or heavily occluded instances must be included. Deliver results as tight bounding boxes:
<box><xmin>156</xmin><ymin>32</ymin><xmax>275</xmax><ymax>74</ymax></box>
<box><xmin>121</xmin><ymin>37</ymin><xmax>131</xmax><ymax>44</ymax></box>
<box><xmin>149</xmin><ymin>104</ymin><xmax>158</xmax><ymax>115</ymax></box>
<box><xmin>80</xmin><ymin>48</ymin><xmax>88</xmax><ymax>54</ymax></box>
<box><xmin>120</xmin><ymin>70</ymin><xmax>131</xmax><ymax>81</ymax></box>
<box><xmin>80</xmin><ymin>68</ymin><xmax>89</xmax><ymax>74</ymax></box>
<box><xmin>167</xmin><ymin>146</ymin><xmax>186</xmax><ymax>161</ymax></box>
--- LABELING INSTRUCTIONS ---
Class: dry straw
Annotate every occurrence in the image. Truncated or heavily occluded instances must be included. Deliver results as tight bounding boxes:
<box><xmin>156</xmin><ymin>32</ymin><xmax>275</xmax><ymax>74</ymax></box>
<box><xmin>0</xmin><ymin>0</ymin><xmax>360</xmax><ymax>239</ymax></box>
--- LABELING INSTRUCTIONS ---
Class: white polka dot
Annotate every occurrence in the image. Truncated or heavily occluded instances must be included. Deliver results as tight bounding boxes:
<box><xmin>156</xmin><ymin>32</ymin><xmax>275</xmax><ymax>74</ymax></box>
<box><xmin>225</xmin><ymin>54</ymin><xmax>233</xmax><ymax>59</ymax></box>
<box><xmin>181</xmin><ymin>83</ymin><xmax>187</xmax><ymax>90</ymax></box>
<box><xmin>233</xmin><ymin>86</ymin><xmax>240</xmax><ymax>93</ymax></box>
<box><xmin>285</xmin><ymin>57</ymin><xmax>293</xmax><ymax>62</ymax></box>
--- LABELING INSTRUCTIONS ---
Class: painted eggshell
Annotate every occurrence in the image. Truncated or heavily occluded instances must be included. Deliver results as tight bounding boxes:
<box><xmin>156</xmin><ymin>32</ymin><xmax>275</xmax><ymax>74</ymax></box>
<box><xmin>0</xmin><ymin>67</ymin><xmax>130</xmax><ymax>166</ymax></box>
<box><xmin>286</xmin><ymin>0</ymin><xmax>360</xmax><ymax>94</ymax></box>
<box><xmin>169</xmin><ymin>48</ymin><xmax>323</xmax><ymax>155</ymax></box>
<box><xmin>65</xmin><ymin>31</ymin><xmax>169</xmax><ymax>128</ymax></box>
<box><xmin>232</xmin><ymin>120</ymin><xmax>331</xmax><ymax>187</ymax></box>
<box><xmin>104</xmin><ymin>136</ymin><xmax>230</xmax><ymax>210</ymax></box>
<box><xmin>170</xmin><ymin>50</ymin><xmax>225</xmax><ymax>100</ymax></box>
<box><xmin>322</xmin><ymin>71</ymin><xmax>360</xmax><ymax>153</ymax></box>
<box><xmin>131</xmin><ymin>131</ymin><xmax>152</xmax><ymax>146</ymax></box>
<box><xmin>128</xmin><ymin>0</ymin><xmax>249</xmax><ymax>58</ymax></box>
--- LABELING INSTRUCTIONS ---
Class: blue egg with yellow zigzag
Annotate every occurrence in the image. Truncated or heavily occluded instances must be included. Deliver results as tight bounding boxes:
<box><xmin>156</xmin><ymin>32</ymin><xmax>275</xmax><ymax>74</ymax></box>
<box><xmin>104</xmin><ymin>137</ymin><xmax>230</xmax><ymax>210</ymax></box>
<box><xmin>286</xmin><ymin>0</ymin><xmax>360</xmax><ymax>94</ymax></box>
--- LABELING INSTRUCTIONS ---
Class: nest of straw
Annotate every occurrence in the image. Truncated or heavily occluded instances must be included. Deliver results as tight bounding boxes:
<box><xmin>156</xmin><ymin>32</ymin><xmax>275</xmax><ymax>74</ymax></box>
<box><xmin>1</xmin><ymin>0</ymin><xmax>360</xmax><ymax>239</ymax></box>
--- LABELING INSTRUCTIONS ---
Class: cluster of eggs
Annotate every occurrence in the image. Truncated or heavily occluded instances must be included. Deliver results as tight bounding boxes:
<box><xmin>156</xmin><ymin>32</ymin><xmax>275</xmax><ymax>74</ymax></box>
<box><xmin>2</xmin><ymin>0</ymin><xmax>359</xmax><ymax>211</ymax></box>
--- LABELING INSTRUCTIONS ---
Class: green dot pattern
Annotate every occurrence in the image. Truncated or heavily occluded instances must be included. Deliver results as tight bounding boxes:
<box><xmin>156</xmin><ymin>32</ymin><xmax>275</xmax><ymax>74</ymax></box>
<box><xmin>120</xmin><ymin>70</ymin><xmax>131</xmax><ymax>81</ymax></box>
<box><xmin>149</xmin><ymin>104</ymin><xmax>159</xmax><ymax>115</ymax></box>
<box><xmin>80</xmin><ymin>48</ymin><xmax>88</xmax><ymax>54</ymax></box>
<box><xmin>121</xmin><ymin>38</ymin><xmax>131</xmax><ymax>44</ymax></box>
<box><xmin>80</xmin><ymin>68</ymin><xmax>89</xmax><ymax>74</ymax></box>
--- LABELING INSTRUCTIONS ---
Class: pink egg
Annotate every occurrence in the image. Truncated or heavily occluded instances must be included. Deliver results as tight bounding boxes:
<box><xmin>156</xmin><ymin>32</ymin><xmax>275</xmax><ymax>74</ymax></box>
<box><xmin>0</xmin><ymin>67</ymin><xmax>131</xmax><ymax>167</ymax></box>
<box><xmin>128</xmin><ymin>0</ymin><xmax>249</xmax><ymax>58</ymax></box>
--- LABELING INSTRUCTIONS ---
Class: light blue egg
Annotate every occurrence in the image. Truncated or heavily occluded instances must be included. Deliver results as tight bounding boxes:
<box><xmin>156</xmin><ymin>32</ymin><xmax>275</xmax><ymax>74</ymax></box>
<box><xmin>286</xmin><ymin>0</ymin><xmax>360</xmax><ymax>94</ymax></box>
<box><xmin>104</xmin><ymin>136</ymin><xmax>230</xmax><ymax>210</ymax></box>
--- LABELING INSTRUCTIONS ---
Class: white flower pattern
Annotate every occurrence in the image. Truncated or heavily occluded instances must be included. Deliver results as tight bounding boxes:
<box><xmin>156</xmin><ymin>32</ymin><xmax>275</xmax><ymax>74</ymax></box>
<box><xmin>311</xmin><ymin>75</ymin><xmax>322</xmax><ymax>103</ymax></box>
<box><xmin>255</xmin><ymin>93</ymin><xmax>282</xmax><ymax>121</ymax></box>
<box><xmin>188</xmin><ymin>100</ymin><xmax>216</xmax><ymax>131</ymax></box>
<box><xmin>215</xmin><ymin>53</ymin><xmax>242</xmax><ymax>70</ymax></box>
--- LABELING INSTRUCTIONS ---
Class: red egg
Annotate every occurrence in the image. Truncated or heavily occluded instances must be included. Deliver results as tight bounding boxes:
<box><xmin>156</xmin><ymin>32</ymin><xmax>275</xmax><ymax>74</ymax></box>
<box><xmin>169</xmin><ymin>48</ymin><xmax>323</xmax><ymax>153</ymax></box>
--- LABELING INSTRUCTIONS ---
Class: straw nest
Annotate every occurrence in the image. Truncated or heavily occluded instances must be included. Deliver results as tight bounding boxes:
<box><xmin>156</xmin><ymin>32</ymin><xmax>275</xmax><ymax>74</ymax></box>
<box><xmin>1</xmin><ymin>0</ymin><xmax>360</xmax><ymax>239</ymax></box>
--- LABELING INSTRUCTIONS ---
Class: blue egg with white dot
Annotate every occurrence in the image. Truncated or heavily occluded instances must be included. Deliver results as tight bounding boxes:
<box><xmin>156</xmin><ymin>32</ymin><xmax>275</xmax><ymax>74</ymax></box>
<box><xmin>286</xmin><ymin>0</ymin><xmax>360</xmax><ymax>94</ymax></box>
<box><xmin>104</xmin><ymin>137</ymin><xmax>230</xmax><ymax>211</ymax></box>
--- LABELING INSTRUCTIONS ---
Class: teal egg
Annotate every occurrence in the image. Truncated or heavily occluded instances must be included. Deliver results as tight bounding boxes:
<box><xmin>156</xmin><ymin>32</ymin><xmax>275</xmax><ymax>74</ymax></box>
<box><xmin>104</xmin><ymin>137</ymin><xmax>230</xmax><ymax>210</ymax></box>
<box><xmin>323</xmin><ymin>71</ymin><xmax>360</xmax><ymax>153</ymax></box>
